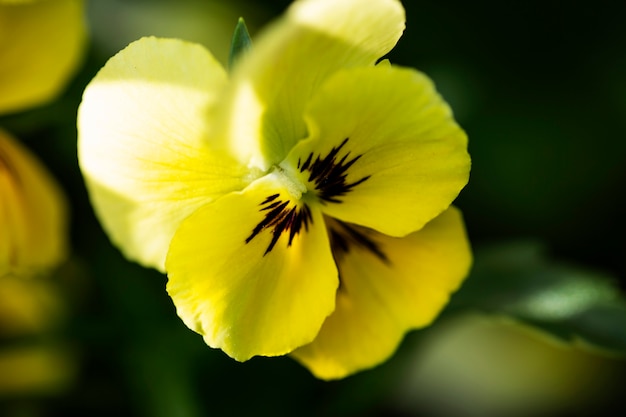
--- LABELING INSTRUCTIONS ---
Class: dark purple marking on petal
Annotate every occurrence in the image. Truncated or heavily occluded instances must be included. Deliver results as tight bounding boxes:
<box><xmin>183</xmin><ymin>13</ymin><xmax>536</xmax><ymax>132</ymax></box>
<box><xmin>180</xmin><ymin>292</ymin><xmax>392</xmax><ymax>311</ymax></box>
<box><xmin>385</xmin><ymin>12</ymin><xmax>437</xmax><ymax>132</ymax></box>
<box><xmin>245</xmin><ymin>196</ymin><xmax>313</xmax><ymax>255</ymax></box>
<box><xmin>327</xmin><ymin>219</ymin><xmax>389</xmax><ymax>264</ymax></box>
<box><xmin>296</xmin><ymin>138</ymin><xmax>369</xmax><ymax>204</ymax></box>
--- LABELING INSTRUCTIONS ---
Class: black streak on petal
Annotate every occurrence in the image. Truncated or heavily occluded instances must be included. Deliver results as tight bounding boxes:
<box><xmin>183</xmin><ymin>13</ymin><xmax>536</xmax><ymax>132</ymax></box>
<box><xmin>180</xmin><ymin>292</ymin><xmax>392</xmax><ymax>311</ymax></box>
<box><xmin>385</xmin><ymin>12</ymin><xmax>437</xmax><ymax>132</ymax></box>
<box><xmin>299</xmin><ymin>138</ymin><xmax>369</xmax><ymax>203</ymax></box>
<box><xmin>245</xmin><ymin>196</ymin><xmax>313</xmax><ymax>255</ymax></box>
<box><xmin>328</xmin><ymin>220</ymin><xmax>389</xmax><ymax>265</ymax></box>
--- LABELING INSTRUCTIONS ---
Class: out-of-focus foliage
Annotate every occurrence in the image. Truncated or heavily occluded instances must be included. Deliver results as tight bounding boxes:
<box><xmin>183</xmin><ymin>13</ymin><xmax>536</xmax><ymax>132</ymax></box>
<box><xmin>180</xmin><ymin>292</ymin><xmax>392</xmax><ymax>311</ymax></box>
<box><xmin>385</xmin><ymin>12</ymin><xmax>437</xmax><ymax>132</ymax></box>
<box><xmin>451</xmin><ymin>242</ymin><xmax>626</xmax><ymax>353</ymax></box>
<box><xmin>392</xmin><ymin>313</ymin><xmax>621</xmax><ymax>417</ymax></box>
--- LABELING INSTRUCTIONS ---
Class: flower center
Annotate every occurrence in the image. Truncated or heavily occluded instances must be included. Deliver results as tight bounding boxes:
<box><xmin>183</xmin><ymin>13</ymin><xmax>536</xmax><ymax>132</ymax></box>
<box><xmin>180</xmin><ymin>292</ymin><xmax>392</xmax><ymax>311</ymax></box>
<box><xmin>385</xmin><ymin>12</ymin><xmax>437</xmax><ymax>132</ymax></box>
<box><xmin>295</xmin><ymin>138</ymin><xmax>369</xmax><ymax>204</ymax></box>
<box><xmin>245</xmin><ymin>138</ymin><xmax>370</xmax><ymax>255</ymax></box>
<box><xmin>269</xmin><ymin>166</ymin><xmax>307</xmax><ymax>200</ymax></box>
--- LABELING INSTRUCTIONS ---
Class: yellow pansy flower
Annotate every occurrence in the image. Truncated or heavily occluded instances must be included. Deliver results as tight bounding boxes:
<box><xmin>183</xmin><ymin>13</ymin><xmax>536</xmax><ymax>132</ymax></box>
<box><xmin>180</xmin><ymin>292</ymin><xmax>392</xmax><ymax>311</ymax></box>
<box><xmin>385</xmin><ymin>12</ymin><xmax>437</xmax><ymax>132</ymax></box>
<box><xmin>0</xmin><ymin>129</ymin><xmax>68</xmax><ymax>276</ymax></box>
<box><xmin>78</xmin><ymin>0</ymin><xmax>472</xmax><ymax>379</ymax></box>
<box><xmin>0</xmin><ymin>0</ymin><xmax>86</xmax><ymax>114</ymax></box>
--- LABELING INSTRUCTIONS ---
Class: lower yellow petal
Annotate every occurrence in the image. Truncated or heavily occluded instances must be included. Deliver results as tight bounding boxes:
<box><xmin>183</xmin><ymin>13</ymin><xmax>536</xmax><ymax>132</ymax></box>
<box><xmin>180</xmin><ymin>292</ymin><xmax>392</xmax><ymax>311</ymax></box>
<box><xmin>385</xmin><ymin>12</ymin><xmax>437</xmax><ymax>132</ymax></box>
<box><xmin>166</xmin><ymin>174</ymin><xmax>338</xmax><ymax>361</ymax></box>
<box><xmin>0</xmin><ymin>130</ymin><xmax>67</xmax><ymax>275</ymax></box>
<box><xmin>291</xmin><ymin>207</ymin><xmax>471</xmax><ymax>380</ymax></box>
<box><xmin>0</xmin><ymin>0</ymin><xmax>86</xmax><ymax>114</ymax></box>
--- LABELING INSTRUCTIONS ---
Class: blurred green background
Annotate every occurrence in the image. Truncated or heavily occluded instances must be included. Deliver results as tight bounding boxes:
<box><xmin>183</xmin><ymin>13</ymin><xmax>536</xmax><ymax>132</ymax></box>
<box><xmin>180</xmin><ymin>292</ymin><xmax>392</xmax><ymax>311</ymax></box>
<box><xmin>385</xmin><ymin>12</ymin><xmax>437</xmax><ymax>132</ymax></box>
<box><xmin>1</xmin><ymin>0</ymin><xmax>625</xmax><ymax>416</ymax></box>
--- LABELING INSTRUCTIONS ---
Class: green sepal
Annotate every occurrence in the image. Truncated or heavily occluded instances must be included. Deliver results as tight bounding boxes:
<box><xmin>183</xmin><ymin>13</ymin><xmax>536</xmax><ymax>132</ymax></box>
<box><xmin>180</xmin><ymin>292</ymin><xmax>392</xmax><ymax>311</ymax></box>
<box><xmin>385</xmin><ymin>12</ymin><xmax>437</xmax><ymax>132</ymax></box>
<box><xmin>449</xmin><ymin>241</ymin><xmax>626</xmax><ymax>355</ymax></box>
<box><xmin>228</xmin><ymin>17</ymin><xmax>252</xmax><ymax>72</ymax></box>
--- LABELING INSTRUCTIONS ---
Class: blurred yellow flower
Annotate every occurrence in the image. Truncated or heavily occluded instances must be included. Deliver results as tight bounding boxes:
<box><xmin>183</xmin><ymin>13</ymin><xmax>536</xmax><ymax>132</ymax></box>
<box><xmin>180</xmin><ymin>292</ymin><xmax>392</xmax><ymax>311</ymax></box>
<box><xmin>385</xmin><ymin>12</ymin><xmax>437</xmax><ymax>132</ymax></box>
<box><xmin>0</xmin><ymin>274</ymin><xmax>75</xmax><ymax>397</ymax></box>
<box><xmin>0</xmin><ymin>131</ymin><xmax>73</xmax><ymax>397</ymax></box>
<box><xmin>0</xmin><ymin>0</ymin><xmax>81</xmax><ymax>403</ymax></box>
<box><xmin>78</xmin><ymin>0</ymin><xmax>471</xmax><ymax>379</ymax></box>
<box><xmin>0</xmin><ymin>344</ymin><xmax>76</xmax><ymax>396</ymax></box>
<box><xmin>0</xmin><ymin>0</ymin><xmax>86</xmax><ymax>114</ymax></box>
<box><xmin>0</xmin><ymin>129</ymin><xmax>68</xmax><ymax>276</ymax></box>
<box><xmin>0</xmin><ymin>274</ymin><xmax>65</xmax><ymax>336</ymax></box>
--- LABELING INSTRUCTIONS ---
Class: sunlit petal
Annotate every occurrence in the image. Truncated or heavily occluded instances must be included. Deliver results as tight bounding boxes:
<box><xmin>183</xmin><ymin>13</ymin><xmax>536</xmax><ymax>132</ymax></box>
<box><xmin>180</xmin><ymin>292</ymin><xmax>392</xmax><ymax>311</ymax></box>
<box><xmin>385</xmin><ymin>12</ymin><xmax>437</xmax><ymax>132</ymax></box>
<box><xmin>78</xmin><ymin>37</ymin><xmax>251</xmax><ymax>271</ymax></box>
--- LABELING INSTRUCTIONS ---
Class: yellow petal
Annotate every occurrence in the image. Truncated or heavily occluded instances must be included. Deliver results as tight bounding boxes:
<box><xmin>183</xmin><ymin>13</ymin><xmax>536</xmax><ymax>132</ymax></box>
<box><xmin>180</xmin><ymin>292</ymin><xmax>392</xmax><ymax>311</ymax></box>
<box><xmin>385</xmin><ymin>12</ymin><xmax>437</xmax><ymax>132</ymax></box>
<box><xmin>0</xmin><ymin>0</ymin><xmax>85</xmax><ymax>114</ymax></box>
<box><xmin>284</xmin><ymin>64</ymin><xmax>470</xmax><ymax>237</ymax></box>
<box><xmin>78</xmin><ymin>37</ymin><xmax>252</xmax><ymax>272</ymax></box>
<box><xmin>166</xmin><ymin>174</ymin><xmax>338</xmax><ymax>361</ymax></box>
<box><xmin>217</xmin><ymin>0</ymin><xmax>405</xmax><ymax>168</ymax></box>
<box><xmin>0</xmin><ymin>130</ymin><xmax>67</xmax><ymax>275</ymax></box>
<box><xmin>291</xmin><ymin>207</ymin><xmax>472</xmax><ymax>380</ymax></box>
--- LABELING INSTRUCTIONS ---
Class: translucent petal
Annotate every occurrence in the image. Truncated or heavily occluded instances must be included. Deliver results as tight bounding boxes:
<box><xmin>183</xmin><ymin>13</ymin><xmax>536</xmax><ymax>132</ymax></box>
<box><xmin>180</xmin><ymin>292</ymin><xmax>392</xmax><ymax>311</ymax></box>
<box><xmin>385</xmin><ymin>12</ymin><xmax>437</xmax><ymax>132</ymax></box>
<box><xmin>0</xmin><ymin>130</ymin><xmax>67</xmax><ymax>275</ymax></box>
<box><xmin>285</xmin><ymin>65</ymin><xmax>470</xmax><ymax>237</ymax></box>
<box><xmin>78</xmin><ymin>37</ymin><xmax>251</xmax><ymax>272</ymax></box>
<box><xmin>166</xmin><ymin>174</ymin><xmax>338</xmax><ymax>361</ymax></box>
<box><xmin>292</xmin><ymin>207</ymin><xmax>472</xmax><ymax>380</ymax></box>
<box><xmin>0</xmin><ymin>0</ymin><xmax>86</xmax><ymax>114</ymax></box>
<box><xmin>217</xmin><ymin>0</ymin><xmax>405</xmax><ymax>168</ymax></box>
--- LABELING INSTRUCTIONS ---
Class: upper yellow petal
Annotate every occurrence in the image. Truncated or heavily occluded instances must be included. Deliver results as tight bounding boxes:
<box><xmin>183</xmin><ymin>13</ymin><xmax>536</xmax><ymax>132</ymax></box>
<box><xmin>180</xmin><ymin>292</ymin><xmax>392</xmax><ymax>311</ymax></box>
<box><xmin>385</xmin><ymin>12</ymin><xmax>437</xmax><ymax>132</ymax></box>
<box><xmin>291</xmin><ymin>207</ymin><xmax>472</xmax><ymax>380</ymax></box>
<box><xmin>78</xmin><ymin>37</ymin><xmax>252</xmax><ymax>272</ymax></box>
<box><xmin>285</xmin><ymin>64</ymin><xmax>470</xmax><ymax>237</ymax></box>
<box><xmin>216</xmin><ymin>0</ymin><xmax>405</xmax><ymax>168</ymax></box>
<box><xmin>166</xmin><ymin>174</ymin><xmax>338</xmax><ymax>361</ymax></box>
<box><xmin>0</xmin><ymin>130</ymin><xmax>68</xmax><ymax>275</ymax></box>
<box><xmin>0</xmin><ymin>0</ymin><xmax>86</xmax><ymax>114</ymax></box>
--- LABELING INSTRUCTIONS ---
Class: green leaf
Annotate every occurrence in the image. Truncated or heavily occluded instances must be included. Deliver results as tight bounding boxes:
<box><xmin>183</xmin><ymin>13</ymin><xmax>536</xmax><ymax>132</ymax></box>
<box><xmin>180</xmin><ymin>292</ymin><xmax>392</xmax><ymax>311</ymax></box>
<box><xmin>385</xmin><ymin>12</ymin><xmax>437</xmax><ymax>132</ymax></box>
<box><xmin>228</xmin><ymin>17</ymin><xmax>252</xmax><ymax>72</ymax></box>
<box><xmin>450</xmin><ymin>241</ymin><xmax>626</xmax><ymax>354</ymax></box>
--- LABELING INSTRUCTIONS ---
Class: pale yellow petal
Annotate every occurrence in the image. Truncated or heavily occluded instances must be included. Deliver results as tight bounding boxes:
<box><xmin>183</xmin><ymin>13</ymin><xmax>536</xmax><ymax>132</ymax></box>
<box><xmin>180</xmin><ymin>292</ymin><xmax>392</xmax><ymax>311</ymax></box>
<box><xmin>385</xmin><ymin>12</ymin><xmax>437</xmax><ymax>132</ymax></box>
<box><xmin>0</xmin><ymin>0</ymin><xmax>86</xmax><ymax>114</ymax></box>
<box><xmin>0</xmin><ymin>130</ymin><xmax>67</xmax><ymax>275</ymax></box>
<box><xmin>78</xmin><ymin>37</ymin><xmax>251</xmax><ymax>272</ymax></box>
<box><xmin>292</xmin><ymin>207</ymin><xmax>472</xmax><ymax>380</ymax></box>
<box><xmin>166</xmin><ymin>174</ymin><xmax>338</xmax><ymax>361</ymax></box>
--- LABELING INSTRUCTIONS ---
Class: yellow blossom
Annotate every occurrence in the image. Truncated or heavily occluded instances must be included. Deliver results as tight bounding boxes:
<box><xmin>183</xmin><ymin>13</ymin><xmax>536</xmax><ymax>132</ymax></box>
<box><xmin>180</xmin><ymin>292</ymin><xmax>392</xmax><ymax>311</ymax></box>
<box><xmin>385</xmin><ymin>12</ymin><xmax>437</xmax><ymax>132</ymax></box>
<box><xmin>78</xmin><ymin>0</ymin><xmax>472</xmax><ymax>379</ymax></box>
<box><xmin>0</xmin><ymin>344</ymin><xmax>76</xmax><ymax>395</ymax></box>
<box><xmin>0</xmin><ymin>0</ymin><xmax>86</xmax><ymax>114</ymax></box>
<box><xmin>0</xmin><ymin>129</ymin><xmax>68</xmax><ymax>276</ymax></box>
